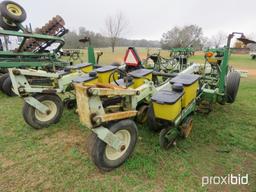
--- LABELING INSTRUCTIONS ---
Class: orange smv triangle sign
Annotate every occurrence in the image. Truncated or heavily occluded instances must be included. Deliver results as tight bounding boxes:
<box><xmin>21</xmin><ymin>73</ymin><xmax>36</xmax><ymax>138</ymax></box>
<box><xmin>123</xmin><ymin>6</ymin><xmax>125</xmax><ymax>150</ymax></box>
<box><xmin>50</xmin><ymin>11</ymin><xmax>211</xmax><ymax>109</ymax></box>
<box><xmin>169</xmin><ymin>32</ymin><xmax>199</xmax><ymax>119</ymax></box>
<box><xmin>124</xmin><ymin>48</ymin><xmax>140</xmax><ymax>66</ymax></box>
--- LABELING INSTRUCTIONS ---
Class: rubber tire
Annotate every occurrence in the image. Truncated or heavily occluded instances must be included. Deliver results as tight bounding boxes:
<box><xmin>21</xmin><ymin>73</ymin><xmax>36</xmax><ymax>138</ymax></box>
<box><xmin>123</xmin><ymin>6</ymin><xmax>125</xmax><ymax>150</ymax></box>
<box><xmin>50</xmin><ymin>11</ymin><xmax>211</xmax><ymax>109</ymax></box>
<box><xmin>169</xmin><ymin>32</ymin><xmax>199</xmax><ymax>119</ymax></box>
<box><xmin>0</xmin><ymin>1</ymin><xmax>27</xmax><ymax>23</ymax></box>
<box><xmin>22</xmin><ymin>94</ymin><xmax>64</xmax><ymax>129</ymax></box>
<box><xmin>2</xmin><ymin>76</ymin><xmax>15</xmax><ymax>96</ymax></box>
<box><xmin>90</xmin><ymin>119</ymin><xmax>138</xmax><ymax>171</ymax></box>
<box><xmin>226</xmin><ymin>71</ymin><xmax>241</xmax><ymax>103</ymax></box>
<box><xmin>0</xmin><ymin>73</ymin><xmax>9</xmax><ymax>91</ymax></box>
<box><xmin>147</xmin><ymin>104</ymin><xmax>163</xmax><ymax>132</ymax></box>
<box><xmin>0</xmin><ymin>15</ymin><xmax>19</xmax><ymax>31</ymax></box>
<box><xmin>159</xmin><ymin>128</ymin><xmax>177</xmax><ymax>149</ymax></box>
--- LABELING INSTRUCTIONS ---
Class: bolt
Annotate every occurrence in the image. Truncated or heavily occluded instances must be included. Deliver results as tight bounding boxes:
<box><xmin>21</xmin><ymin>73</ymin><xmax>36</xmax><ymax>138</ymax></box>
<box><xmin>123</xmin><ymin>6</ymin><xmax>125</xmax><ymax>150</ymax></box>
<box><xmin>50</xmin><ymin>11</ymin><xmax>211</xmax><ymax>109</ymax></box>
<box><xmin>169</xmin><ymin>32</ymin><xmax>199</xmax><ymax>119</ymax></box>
<box><xmin>13</xmin><ymin>69</ymin><xmax>21</xmax><ymax>75</ymax></box>
<box><xmin>46</xmin><ymin>110</ymin><xmax>51</xmax><ymax>115</ymax></box>
<box><xmin>120</xmin><ymin>145</ymin><xmax>126</xmax><ymax>151</ymax></box>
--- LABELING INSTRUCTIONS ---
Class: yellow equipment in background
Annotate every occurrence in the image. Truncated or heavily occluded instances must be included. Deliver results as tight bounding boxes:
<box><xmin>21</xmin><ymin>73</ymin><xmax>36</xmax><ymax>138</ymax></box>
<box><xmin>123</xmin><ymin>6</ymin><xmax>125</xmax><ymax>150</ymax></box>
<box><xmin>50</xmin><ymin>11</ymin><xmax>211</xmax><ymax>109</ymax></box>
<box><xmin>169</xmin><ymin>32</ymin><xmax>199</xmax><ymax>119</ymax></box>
<box><xmin>129</xmin><ymin>69</ymin><xmax>153</xmax><ymax>88</ymax></box>
<box><xmin>96</xmin><ymin>65</ymin><xmax>118</xmax><ymax>83</ymax></box>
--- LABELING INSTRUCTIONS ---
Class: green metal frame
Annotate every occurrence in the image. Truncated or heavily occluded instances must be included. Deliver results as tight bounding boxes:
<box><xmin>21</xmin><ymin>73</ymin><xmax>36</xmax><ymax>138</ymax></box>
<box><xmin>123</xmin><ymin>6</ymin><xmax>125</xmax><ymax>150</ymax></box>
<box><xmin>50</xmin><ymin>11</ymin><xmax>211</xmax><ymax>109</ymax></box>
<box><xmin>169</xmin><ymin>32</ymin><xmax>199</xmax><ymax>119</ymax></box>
<box><xmin>9</xmin><ymin>68</ymin><xmax>85</xmax><ymax>113</ymax></box>
<box><xmin>201</xmin><ymin>32</ymin><xmax>244</xmax><ymax>104</ymax></box>
<box><xmin>0</xmin><ymin>28</ymin><xmax>68</xmax><ymax>70</ymax></box>
<box><xmin>143</xmin><ymin>47</ymin><xmax>194</xmax><ymax>74</ymax></box>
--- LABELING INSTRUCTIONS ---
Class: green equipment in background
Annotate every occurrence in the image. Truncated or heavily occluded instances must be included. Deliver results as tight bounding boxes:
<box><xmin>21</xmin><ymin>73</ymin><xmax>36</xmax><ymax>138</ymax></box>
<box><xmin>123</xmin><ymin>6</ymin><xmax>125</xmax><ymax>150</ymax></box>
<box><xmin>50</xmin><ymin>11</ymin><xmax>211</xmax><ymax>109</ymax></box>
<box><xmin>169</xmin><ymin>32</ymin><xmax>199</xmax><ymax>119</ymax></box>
<box><xmin>0</xmin><ymin>1</ymin><xmax>69</xmax><ymax>96</ymax></box>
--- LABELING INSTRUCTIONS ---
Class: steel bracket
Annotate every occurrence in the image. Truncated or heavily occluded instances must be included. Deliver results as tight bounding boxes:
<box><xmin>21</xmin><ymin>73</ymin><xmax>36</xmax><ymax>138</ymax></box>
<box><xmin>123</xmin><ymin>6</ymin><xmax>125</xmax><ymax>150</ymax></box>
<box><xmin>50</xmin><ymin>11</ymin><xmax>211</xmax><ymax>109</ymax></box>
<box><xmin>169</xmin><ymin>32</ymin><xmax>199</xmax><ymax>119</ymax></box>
<box><xmin>92</xmin><ymin>126</ymin><xmax>125</xmax><ymax>152</ymax></box>
<box><xmin>24</xmin><ymin>96</ymin><xmax>49</xmax><ymax>114</ymax></box>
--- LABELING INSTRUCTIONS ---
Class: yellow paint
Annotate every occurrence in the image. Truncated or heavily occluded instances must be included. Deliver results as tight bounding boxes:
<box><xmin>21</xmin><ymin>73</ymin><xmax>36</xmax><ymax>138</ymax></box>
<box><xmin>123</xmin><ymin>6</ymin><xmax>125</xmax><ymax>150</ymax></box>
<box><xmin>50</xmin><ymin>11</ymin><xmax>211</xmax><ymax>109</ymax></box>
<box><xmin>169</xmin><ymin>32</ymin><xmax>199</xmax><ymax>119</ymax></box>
<box><xmin>7</xmin><ymin>4</ymin><xmax>22</xmax><ymax>16</ymax></box>
<box><xmin>153</xmin><ymin>98</ymin><xmax>182</xmax><ymax>121</ymax></box>
<box><xmin>181</xmin><ymin>81</ymin><xmax>199</xmax><ymax>107</ymax></box>
<box><xmin>207</xmin><ymin>58</ymin><xmax>218</xmax><ymax>64</ymax></box>
<box><xmin>81</xmin><ymin>65</ymin><xmax>93</xmax><ymax>73</ymax></box>
<box><xmin>133</xmin><ymin>73</ymin><xmax>152</xmax><ymax>88</ymax></box>
<box><xmin>97</xmin><ymin>71</ymin><xmax>118</xmax><ymax>84</ymax></box>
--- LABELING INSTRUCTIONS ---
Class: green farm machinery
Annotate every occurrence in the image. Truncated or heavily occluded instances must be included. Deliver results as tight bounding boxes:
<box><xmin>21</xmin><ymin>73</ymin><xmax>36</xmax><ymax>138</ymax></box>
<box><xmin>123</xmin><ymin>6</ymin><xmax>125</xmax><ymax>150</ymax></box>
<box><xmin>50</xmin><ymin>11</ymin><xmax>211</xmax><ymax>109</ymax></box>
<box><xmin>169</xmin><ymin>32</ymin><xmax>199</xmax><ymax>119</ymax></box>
<box><xmin>73</xmin><ymin>33</ymin><xmax>241</xmax><ymax>171</ymax></box>
<box><xmin>0</xmin><ymin>1</ymin><xmax>103</xmax><ymax>98</ymax></box>
<box><xmin>0</xmin><ymin>0</ymin><xmax>69</xmax><ymax>96</ymax></box>
<box><xmin>142</xmin><ymin>47</ymin><xmax>194</xmax><ymax>73</ymax></box>
<box><xmin>1</xmin><ymin>0</ymin><xmax>242</xmax><ymax>172</ymax></box>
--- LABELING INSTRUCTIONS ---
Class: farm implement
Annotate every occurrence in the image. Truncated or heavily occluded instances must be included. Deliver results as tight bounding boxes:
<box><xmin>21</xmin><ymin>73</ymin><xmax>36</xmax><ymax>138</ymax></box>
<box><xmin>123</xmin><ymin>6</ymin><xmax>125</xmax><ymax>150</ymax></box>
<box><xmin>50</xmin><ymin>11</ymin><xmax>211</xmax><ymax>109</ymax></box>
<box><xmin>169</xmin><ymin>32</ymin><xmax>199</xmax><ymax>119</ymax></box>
<box><xmin>142</xmin><ymin>47</ymin><xmax>194</xmax><ymax>73</ymax></box>
<box><xmin>9</xmin><ymin>46</ymin><xmax>179</xmax><ymax>129</ymax></box>
<box><xmin>0</xmin><ymin>1</ymin><xmax>104</xmax><ymax>98</ymax></box>
<box><xmin>0</xmin><ymin>0</ymin><xmax>69</xmax><ymax>96</ymax></box>
<box><xmin>1</xmin><ymin>0</ymin><xmax>242</xmax><ymax>171</ymax></box>
<box><xmin>8</xmin><ymin>62</ymin><xmax>96</xmax><ymax>128</ymax></box>
<box><xmin>73</xmin><ymin>33</ymin><xmax>241</xmax><ymax>171</ymax></box>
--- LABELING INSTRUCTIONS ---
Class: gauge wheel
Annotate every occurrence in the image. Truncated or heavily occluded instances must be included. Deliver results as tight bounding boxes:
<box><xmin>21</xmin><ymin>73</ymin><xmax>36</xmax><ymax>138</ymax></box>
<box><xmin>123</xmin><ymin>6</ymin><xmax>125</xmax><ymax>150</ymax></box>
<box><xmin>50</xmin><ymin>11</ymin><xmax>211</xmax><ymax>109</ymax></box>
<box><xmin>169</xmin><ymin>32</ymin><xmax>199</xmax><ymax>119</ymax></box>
<box><xmin>90</xmin><ymin>119</ymin><xmax>138</xmax><ymax>171</ymax></box>
<box><xmin>147</xmin><ymin>104</ymin><xmax>164</xmax><ymax>132</ymax></box>
<box><xmin>0</xmin><ymin>15</ymin><xmax>19</xmax><ymax>31</ymax></box>
<box><xmin>136</xmin><ymin>105</ymin><xmax>148</xmax><ymax>124</ymax></box>
<box><xmin>0</xmin><ymin>1</ymin><xmax>27</xmax><ymax>23</ymax></box>
<box><xmin>180</xmin><ymin>116</ymin><xmax>193</xmax><ymax>138</ymax></box>
<box><xmin>0</xmin><ymin>73</ymin><xmax>9</xmax><ymax>91</ymax></box>
<box><xmin>226</xmin><ymin>71</ymin><xmax>240</xmax><ymax>103</ymax></box>
<box><xmin>22</xmin><ymin>94</ymin><xmax>64</xmax><ymax>129</ymax></box>
<box><xmin>159</xmin><ymin>128</ymin><xmax>178</xmax><ymax>149</ymax></box>
<box><xmin>2</xmin><ymin>76</ymin><xmax>16</xmax><ymax>96</ymax></box>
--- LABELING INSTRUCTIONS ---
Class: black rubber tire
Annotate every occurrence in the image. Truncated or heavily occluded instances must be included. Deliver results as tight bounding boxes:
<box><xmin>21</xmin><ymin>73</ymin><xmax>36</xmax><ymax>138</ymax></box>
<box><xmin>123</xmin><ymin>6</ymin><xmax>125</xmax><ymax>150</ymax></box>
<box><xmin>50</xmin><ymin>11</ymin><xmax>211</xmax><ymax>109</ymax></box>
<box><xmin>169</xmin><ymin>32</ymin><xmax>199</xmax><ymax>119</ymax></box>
<box><xmin>159</xmin><ymin>129</ymin><xmax>170</xmax><ymax>149</ymax></box>
<box><xmin>0</xmin><ymin>15</ymin><xmax>19</xmax><ymax>31</ymax></box>
<box><xmin>226</xmin><ymin>71</ymin><xmax>241</xmax><ymax>103</ymax></box>
<box><xmin>2</xmin><ymin>76</ymin><xmax>15</xmax><ymax>96</ymax></box>
<box><xmin>252</xmin><ymin>55</ymin><xmax>256</xmax><ymax>60</ymax></box>
<box><xmin>90</xmin><ymin>119</ymin><xmax>138</xmax><ymax>171</ymax></box>
<box><xmin>22</xmin><ymin>94</ymin><xmax>64</xmax><ymax>129</ymax></box>
<box><xmin>147</xmin><ymin>104</ymin><xmax>163</xmax><ymax>132</ymax></box>
<box><xmin>0</xmin><ymin>73</ymin><xmax>9</xmax><ymax>91</ymax></box>
<box><xmin>159</xmin><ymin>128</ymin><xmax>177</xmax><ymax>149</ymax></box>
<box><xmin>0</xmin><ymin>1</ymin><xmax>27</xmax><ymax>23</ymax></box>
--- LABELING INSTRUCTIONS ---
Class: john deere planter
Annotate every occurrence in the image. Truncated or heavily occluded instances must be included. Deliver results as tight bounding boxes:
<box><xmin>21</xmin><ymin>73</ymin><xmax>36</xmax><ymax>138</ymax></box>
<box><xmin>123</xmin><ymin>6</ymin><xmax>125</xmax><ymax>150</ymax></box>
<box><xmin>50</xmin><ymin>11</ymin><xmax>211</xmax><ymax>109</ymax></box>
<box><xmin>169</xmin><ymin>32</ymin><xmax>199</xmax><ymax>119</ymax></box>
<box><xmin>74</xmin><ymin>33</ymin><xmax>241</xmax><ymax>171</ymax></box>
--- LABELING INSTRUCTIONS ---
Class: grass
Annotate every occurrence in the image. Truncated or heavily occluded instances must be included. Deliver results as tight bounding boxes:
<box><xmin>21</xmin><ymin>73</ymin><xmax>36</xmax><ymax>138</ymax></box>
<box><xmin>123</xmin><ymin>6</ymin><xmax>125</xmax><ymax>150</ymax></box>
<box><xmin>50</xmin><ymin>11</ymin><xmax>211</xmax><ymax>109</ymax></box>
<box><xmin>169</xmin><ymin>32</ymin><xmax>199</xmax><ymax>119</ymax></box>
<box><xmin>0</xmin><ymin>48</ymin><xmax>256</xmax><ymax>192</ymax></box>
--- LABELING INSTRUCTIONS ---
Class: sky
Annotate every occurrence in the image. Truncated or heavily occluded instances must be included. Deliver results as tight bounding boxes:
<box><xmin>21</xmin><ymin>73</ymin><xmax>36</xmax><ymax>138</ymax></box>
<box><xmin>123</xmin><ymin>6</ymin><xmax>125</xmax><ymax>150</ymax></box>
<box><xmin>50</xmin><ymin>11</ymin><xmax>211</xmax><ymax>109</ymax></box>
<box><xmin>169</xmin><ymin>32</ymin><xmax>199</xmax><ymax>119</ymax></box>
<box><xmin>14</xmin><ymin>0</ymin><xmax>256</xmax><ymax>40</ymax></box>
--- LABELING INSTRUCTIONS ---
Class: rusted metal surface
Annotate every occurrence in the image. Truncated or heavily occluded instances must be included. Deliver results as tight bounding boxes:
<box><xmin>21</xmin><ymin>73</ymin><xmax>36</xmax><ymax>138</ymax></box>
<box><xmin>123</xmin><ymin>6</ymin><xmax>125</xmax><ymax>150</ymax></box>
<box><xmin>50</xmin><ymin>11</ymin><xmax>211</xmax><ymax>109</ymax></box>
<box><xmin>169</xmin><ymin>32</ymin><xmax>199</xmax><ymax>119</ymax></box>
<box><xmin>74</xmin><ymin>83</ymin><xmax>93</xmax><ymax>128</ymax></box>
<box><xmin>88</xmin><ymin>87</ymin><xmax>137</xmax><ymax>96</ymax></box>
<box><xmin>93</xmin><ymin>111</ymin><xmax>137</xmax><ymax>124</ymax></box>
<box><xmin>18</xmin><ymin>15</ymin><xmax>65</xmax><ymax>52</ymax></box>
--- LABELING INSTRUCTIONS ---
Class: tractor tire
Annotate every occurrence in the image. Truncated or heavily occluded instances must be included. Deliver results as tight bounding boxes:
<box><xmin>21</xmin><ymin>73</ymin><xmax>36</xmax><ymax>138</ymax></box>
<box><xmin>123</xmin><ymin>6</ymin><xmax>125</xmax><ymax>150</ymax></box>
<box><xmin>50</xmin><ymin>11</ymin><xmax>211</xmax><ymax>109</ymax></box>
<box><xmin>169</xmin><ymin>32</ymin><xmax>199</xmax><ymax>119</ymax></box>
<box><xmin>22</xmin><ymin>94</ymin><xmax>64</xmax><ymax>129</ymax></box>
<box><xmin>147</xmin><ymin>104</ymin><xmax>163</xmax><ymax>132</ymax></box>
<box><xmin>0</xmin><ymin>1</ymin><xmax>27</xmax><ymax>23</ymax></box>
<box><xmin>2</xmin><ymin>76</ymin><xmax>15</xmax><ymax>96</ymax></box>
<box><xmin>90</xmin><ymin>119</ymin><xmax>138</xmax><ymax>171</ymax></box>
<box><xmin>0</xmin><ymin>73</ymin><xmax>9</xmax><ymax>91</ymax></box>
<box><xmin>226</xmin><ymin>71</ymin><xmax>241</xmax><ymax>103</ymax></box>
<box><xmin>0</xmin><ymin>15</ymin><xmax>19</xmax><ymax>31</ymax></box>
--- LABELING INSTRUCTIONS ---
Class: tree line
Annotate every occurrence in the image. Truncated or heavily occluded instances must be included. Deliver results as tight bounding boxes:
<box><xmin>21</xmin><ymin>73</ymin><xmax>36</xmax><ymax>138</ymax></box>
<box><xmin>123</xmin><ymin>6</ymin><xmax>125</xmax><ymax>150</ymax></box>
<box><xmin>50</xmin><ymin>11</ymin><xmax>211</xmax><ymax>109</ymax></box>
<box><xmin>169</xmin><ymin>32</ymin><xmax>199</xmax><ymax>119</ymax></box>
<box><xmin>63</xmin><ymin>27</ymin><xmax>160</xmax><ymax>49</ymax></box>
<box><xmin>63</xmin><ymin>12</ymin><xmax>243</xmax><ymax>51</ymax></box>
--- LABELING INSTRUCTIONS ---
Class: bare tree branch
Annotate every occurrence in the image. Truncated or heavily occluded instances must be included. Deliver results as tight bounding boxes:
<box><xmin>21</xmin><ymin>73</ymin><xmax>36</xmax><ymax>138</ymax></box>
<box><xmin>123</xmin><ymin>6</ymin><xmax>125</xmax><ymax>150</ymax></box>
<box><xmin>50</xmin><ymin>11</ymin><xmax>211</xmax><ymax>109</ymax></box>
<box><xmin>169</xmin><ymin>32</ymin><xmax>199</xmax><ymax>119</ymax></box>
<box><xmin>105</xmin><ymin>12</ymin><xmax>127</xmax><ymax>52</ymax></box>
